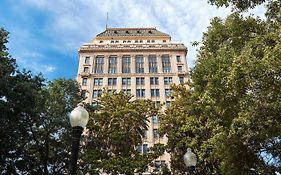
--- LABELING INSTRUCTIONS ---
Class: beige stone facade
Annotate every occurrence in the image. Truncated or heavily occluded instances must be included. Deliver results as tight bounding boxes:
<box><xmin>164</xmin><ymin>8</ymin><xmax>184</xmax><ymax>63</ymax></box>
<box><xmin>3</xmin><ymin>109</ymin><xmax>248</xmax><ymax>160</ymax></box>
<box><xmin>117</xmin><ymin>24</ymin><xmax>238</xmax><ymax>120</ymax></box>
<box><xmin>77</xmin><ymin>27</ymin><xmax>188</xmax><ymax>173</ymax></box>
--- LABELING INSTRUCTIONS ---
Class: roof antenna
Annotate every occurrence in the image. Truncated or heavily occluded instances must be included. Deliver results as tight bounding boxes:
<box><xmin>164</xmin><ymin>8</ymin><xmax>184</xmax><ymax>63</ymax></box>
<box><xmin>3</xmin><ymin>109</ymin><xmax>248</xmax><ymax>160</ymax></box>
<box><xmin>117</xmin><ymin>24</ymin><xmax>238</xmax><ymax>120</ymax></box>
<box><xmin>106</xmin><ymin>12</ymin><xmax>109</xmax><ymax>29</ymax></box>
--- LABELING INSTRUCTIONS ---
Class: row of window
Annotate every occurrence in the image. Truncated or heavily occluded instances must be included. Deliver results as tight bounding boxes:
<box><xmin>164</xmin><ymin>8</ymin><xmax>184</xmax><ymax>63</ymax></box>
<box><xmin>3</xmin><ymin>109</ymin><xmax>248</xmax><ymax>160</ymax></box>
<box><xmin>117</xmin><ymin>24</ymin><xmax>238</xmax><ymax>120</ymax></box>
<box><xmin>105</xmin><ymin>39</ymin><xmax>164</xmax><ymax>44</ymax></box>
<box><xmin>83</xmin><ymin>77</ymin><xmax>184</xmax><ymax>86</ymax></box>
<box><xmin>83</xmin><ymin>55</ymin><xmax>182</xmax><ymax>74</ymax></box>
<box><xmin>84</xmin><ymin>89</ymin><xmax>171</xmax><ymax>108</ymax></box>
<box><xmin>85</xmin><ymin>55</ymin><xmax>181</xmax><ymax>64</ymax></box>
<box><xmin>92</xmin><ymin>89</ymin><xmax>172</xmax><ymax>98</ymax></box>
<box><xmin>83</xmin><ymin>65</ymin><xmax>183</xmax><ymax>74</ymax></box>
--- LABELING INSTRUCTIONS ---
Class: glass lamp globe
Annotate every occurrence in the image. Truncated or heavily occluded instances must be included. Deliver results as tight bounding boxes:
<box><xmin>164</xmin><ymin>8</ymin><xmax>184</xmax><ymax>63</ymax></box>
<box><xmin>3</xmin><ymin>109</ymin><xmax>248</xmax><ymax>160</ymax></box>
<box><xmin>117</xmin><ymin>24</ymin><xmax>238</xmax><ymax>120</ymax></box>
<box><xmin>69</xmin><ymin>103</ymin><xmax>89</xmax><ymax>128</ymax></box>
<box><xmin>183</xmin><ymin>148</ymin><xmax>197</xmax><ymax>167</ymax></box>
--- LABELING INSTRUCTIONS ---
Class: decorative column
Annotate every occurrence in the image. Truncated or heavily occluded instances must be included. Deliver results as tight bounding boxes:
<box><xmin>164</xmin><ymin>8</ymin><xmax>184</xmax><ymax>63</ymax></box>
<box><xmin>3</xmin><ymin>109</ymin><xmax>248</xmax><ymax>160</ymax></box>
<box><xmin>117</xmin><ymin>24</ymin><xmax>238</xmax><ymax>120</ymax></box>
<box><xmin>131</xmin><ymin>54</ymin><xmax>136</xmax><ymax>73</ymax></box>
<box><xmin>157</xmin><ymin>54</ymin><xmax>163</xmax><ymax>73</ymax></box>
<box><xmin>104</xmin><ymin>55</ymin><xmax>109</xmax><ymax>74</ymax></box>
<box><xmin>143</xmin><ymin>54</ymin><xmax>149</xmax><ymax>73</ymax></box>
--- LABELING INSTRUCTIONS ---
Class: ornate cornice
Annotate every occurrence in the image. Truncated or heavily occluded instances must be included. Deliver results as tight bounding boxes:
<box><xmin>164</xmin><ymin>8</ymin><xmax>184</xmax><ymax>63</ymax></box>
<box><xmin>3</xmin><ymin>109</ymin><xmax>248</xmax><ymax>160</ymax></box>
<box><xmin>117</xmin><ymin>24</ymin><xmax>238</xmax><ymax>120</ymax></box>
<box><xmin>79</xmin><ymin>44</ymin><xmax>187</xmax><ymax>53</ymax></box>
<box><xmin>78</xmin><ymin>72</ymin><xmax>184</xmax><ymax>78</ymax></box>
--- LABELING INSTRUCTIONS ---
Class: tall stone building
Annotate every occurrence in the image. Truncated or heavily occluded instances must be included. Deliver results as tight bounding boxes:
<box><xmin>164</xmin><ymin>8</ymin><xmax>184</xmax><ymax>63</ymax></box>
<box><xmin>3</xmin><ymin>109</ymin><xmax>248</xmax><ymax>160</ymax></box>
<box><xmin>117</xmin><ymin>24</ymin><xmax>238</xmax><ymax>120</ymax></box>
<box><xmin>77</xmin><ymin>27</ymin><xmax>188</xmax><ymax>173</ymax></box>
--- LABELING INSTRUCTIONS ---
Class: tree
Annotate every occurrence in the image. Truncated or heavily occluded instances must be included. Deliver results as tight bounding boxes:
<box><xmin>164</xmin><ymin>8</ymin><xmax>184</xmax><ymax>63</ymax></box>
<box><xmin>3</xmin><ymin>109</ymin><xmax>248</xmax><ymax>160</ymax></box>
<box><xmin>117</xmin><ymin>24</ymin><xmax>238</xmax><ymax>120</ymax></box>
<box><xmin>0</xmin><ymin>28</ymin><xmax>83</xmax><ymax>174</ymax></box>
<box><xmin>0</xmin><ymin>28</ymin><xmax>45</xmax><ymax>174</ymax></box>
<box><xmin>80</xmin><ymin>92</ymin><xmax>164</xmax><ymax>175</ymax></box>
<box><xmin>161</xmin><ymin>3</ymin><xmax>281</xmax><ymax>175</ymax></box>
<box><xmin>20</xmin><ymin>78</ymin><xmax>82</xmax><ymax>174</ymax></box>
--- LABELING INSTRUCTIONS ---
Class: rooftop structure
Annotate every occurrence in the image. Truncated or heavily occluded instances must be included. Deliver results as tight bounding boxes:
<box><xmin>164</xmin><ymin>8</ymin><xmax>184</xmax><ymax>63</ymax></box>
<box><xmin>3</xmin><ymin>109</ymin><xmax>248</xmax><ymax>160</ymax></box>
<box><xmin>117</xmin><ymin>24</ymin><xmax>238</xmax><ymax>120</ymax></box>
<box><xmin>96</xmin><ymin>27</ymin><xmax>170</xmax><ymax>37</ymax></box>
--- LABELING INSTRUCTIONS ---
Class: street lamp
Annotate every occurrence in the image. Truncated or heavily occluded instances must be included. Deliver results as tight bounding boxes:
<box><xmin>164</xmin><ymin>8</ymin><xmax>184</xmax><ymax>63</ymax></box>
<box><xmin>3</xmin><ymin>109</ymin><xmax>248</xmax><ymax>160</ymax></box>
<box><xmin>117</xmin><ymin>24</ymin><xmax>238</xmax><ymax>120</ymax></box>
<box><xmin>183</xmin><ymin>148</ymin><xmax>197</xmax><ymax>174</ymax></box>
<box><xmin>69</xmin><ymin>103</ymin><xmax>89</xmax><ymax>175</ymax></box>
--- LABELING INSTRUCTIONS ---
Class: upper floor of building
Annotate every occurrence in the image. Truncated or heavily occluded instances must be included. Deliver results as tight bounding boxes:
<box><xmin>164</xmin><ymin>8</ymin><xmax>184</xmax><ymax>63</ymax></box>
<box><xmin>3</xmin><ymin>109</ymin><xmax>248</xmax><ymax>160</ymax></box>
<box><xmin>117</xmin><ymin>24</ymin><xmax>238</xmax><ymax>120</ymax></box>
<box><xmin>79</xmin><ymin>28</ymin><xmax>187</xmax><ymax>53</ymax></box>
<box><xmin>94</xmin><ymin>27</ymin><xmax>171</xmax><ymax>44</ymax></box>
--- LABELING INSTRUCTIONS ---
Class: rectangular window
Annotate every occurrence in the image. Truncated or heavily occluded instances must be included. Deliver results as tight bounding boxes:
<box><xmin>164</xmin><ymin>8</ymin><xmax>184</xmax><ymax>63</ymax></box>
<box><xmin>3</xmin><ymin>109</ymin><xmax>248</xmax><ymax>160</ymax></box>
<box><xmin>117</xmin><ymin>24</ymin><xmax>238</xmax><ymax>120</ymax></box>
<box><xmin>81</xmin><ymin>90</ymin><xmax>86</xmax><ymax>98</ymax></box>
<box><xmin>82</xmin><ymin>78</ymin><xmax>87</xmax><ymax>86</ymax></box>
<box><xmin>108</xmin><ymin>89</ymin><xmax>116</xmax><ymax>95</ymax></box>
<box><xmin>95</xmin><ymin>56</ymin><xmax>104</xmax><ymax>74</ymax></box>
<box><xmin>164</xmin><ymin>77</ymin><xmax>173</xmax><ymax>85</ymax></box>
<box><xmin>108</xmin><ymin>78</ymin><xmax>117</xmax><ymax>86</ymax></box>
<box><xmin>143</xmin><ymin>144</ymin><xmax>148</xmax><ymax>154</ymax></box>
<box><xmin>165</xmin><ymin>89</ymin><xmax>172</xmax><ymax>97</ymax></box>
<box><xmin>93</xmin><ymin>90</ymin><xmax>97</xmax><ymax>98</ymax></box>
<box><xmin>176</xmin><ymin>55</ymin><xmax>181</xmax><ymax>62</ymax></box>
<box><xmin>85</xmin><ymin>57</ymin><xmax>90</xmax><ymax>64</ymax></box>
<box><xmin>122</xmin><ymin>56</ymin><xmax>131</xmax><ymax>73</ymax></box>
<box><xmin>136</xmin><ymin>89</ymin><xmax>145</xmax><ymax>97</ymax></box>
<box><xmin>125</xmin><ymin>89</ymin><xmax>131</xmax><ymax>95</ymax></box>
<box><xmin>178</xmin><ymin>66</ymin><xmax>183</xmax><ymax>72</ymax></box>
<box><xmin>148</xmin><ymin>55</ymin><xmax>158</xmax><ymax>73</ymax></box>
<box><xmin>94</xmin><ymin>78</ymin><xmax>103</xmax><ymax>86</ymax></box>
<box><xmin>155</xmin><ymin>101</ymin><xmax>161</xmax><ymax>109</ymax></box>
<box><xmin>143</xmin><ymin>129</ymin><xmax>148</xmax><ymax>139</ymax></box>
<box><xmin>135</xmin><ymin>55</ymin><xmax>144</xmax><ymax>73</ymax></box>
<box><xmin>108</xmin><ymin>89</ymin><xmax>113</xmax><ymax>95</ymax></box>
<box><xmin>152</xmin><ymin>115</ymin><xmax>158</xmax><ymax>124</ymax></box>
<box><xmin>93</xmin><ymin>90</ymin><xmax>102</xmax><ymax>98</ymax></box>
<box><xmin>151</xmin><ymin>89</ymin><xmax>160</xmax><ymax>97</ymax></box>
<box><xmin>122</xmin><ymin>89</ymin><xmax>131</xmax><ymax>96</ymax></box>
<box><xmin>162</xmin><ymin>55</ymin><xmax>171</xmax><ymax>73</ymax></box>
<box><xmin>166</xmin><ymin>101</ymin><xmax>171</xmax><ymax>108</ymax></box>
<box><xmin>122</xmin><ymin>78</ymin><xmax>131</xmax><ymax>86</ymax></box>
<box><xmin>137</xmin><ymin>144</ymin><xmax>148</xmax><ymax>154</ymax></box>
<box><xmin>153</xmin><ymin>129</ymin><xmax>159</xmax><ymax>138</ymax></box>
<box><xmin>150</xmin><ymin>77</ymin><xmax>159</xmax><ymax>85</ymax></box>
<box><xmin>108</xmin><ymin>56</ymin><xmax>117</xmax><ymax>74</ymax></box>
<box><xmin>144</xmin><ymin>165</ymin><xmax>149</xmax><ymax>172</ymax></box>
<box><xmin>136</xmin><ymin>77</ymin><xmax>145</xmax><ymax>85</ymax></box>
<box><xmin>83</xmin><ymin>67</ymin><xmax>89</xmax><ymax>73</ymax></box>
<box><xmin>155</xmin><ymin>160</ymin><xmax>166</xmax><ymax>172</ymax></box>
<box><xmin>137</xmin><ymin>144</ymin><xmax>142</xmax><ymax>153</ymax></box>
<box><xmin>179</xmin><ymin>76</ymin><xmax>184</xmax><ymax>84</ymax></box>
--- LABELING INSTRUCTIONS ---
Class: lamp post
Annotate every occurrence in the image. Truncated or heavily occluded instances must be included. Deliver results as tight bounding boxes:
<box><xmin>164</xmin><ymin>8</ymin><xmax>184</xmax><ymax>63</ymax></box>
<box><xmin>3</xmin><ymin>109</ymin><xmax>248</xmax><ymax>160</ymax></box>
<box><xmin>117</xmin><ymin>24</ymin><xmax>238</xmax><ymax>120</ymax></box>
<box><xmin>183</xmin><ymin>148</ymin><xmax>197</xmax><ymax>175</ymax></box>
<box><xmin>69</xmin><ymin>103</ymin><xmax>89</xmax><ymax>175</ymax></box>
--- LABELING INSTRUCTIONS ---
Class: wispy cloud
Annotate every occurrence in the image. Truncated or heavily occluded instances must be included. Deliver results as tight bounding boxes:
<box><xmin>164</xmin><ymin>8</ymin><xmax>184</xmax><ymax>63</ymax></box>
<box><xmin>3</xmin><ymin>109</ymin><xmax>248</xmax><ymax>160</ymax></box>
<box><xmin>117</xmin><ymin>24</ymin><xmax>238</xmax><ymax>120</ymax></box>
<box><xmin>15</xmin><ymin>51</ymin><xmax>56</xmax><ymax>75</ymax></box>
<box><xmin>23</xmin><ymin>0</ymin><xmax>232</xmax><ymax>68</ymax></box>
<box><xmin>45</xmin><ymin>66</ymin><xmax>56</xmax><ymax>73</ymax></box>
<box><xmin>2</xmin><ymin>0</ymin><xmax>266</xmax><ymax>80</ymax></box>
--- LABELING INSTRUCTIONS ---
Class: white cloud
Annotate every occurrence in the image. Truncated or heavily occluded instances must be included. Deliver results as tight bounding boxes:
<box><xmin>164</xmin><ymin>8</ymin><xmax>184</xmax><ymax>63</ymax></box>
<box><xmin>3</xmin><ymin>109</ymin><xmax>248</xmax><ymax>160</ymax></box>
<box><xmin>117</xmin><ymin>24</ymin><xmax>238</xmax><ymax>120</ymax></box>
<box><xmin>15</xmin><ymin>51</ymin><xmax>56</xmax><ymax>75</ymax></box>
<box><xmin>45</xmin><ymin>66</ymin><xmax>56</xmax><ymax>73</ymax></box>
<box><xmin>22</xmin><ymin>0</ymin><xmax>267</xmax><ymax>70</ymax></box>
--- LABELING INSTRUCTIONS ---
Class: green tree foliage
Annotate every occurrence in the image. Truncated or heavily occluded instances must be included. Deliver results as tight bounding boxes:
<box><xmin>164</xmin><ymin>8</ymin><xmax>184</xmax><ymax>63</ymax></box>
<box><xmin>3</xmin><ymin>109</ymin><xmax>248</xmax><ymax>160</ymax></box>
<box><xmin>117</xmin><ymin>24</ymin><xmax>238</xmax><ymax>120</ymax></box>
<box><xmin>0</xmin><ymin>28</ymin><xmax>82</xmax><ymax>174</ymax></box>
<box><xmin>161</xmin><ymin>3</ymin><xmax>281</xmax><ymax>175</ymax></box>
<box><xmin>80</xmin><ymin>92</ymin><xmax>164</xmax><ymax>175</ymax></box>
<box><xmin>20</xmin><ymin>78</ymin><xmax>82</xmax><ymax>174</ymax></box>
<box><xmin>208</xmin><ymin>0</ymin><xmax>266</xmax><ymax>11</ymax></box>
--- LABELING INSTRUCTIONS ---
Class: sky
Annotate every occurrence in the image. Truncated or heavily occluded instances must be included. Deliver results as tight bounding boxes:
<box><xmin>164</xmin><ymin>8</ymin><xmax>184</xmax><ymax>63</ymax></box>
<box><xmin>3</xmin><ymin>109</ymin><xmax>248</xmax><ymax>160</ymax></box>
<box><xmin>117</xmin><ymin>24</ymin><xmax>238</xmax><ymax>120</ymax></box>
<box><xmin>0</xmin><ymin>0</ymin><xmax>266</xmax><ymax>80</ymax></box>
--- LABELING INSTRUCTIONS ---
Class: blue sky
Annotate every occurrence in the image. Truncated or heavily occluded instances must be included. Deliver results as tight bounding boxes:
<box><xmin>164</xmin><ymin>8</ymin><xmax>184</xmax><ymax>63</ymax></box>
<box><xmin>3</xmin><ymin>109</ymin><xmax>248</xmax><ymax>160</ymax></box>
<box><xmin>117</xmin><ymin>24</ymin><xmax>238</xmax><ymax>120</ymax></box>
<box><xmin>0</xmin><ymin>0</ymin><xmax>265</xmax><ymax>80</ymax></box>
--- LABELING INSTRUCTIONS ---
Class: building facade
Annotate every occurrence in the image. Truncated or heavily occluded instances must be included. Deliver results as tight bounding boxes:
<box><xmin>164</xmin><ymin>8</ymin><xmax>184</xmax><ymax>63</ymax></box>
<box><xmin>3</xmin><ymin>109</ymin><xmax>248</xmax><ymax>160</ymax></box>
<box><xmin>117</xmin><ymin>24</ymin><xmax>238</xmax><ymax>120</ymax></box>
<box><xmin>77</xmin><ymin>27</ymin><xmax>188</xmax><ymax>173</ymax></box>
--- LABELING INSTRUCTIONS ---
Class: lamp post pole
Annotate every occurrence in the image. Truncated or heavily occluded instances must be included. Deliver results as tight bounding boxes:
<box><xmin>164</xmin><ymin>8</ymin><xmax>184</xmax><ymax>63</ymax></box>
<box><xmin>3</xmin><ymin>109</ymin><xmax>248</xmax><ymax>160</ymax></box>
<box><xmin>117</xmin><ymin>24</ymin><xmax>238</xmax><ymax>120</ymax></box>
<box><xmin>69</xmin><ymin>126</ymin><xmax>83</xmax><ymax>175</ymax></box>
<box><xmin>69</xmin><ymin>103</ymin><xmax>89</xmax><ymax>175</ymax></box>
